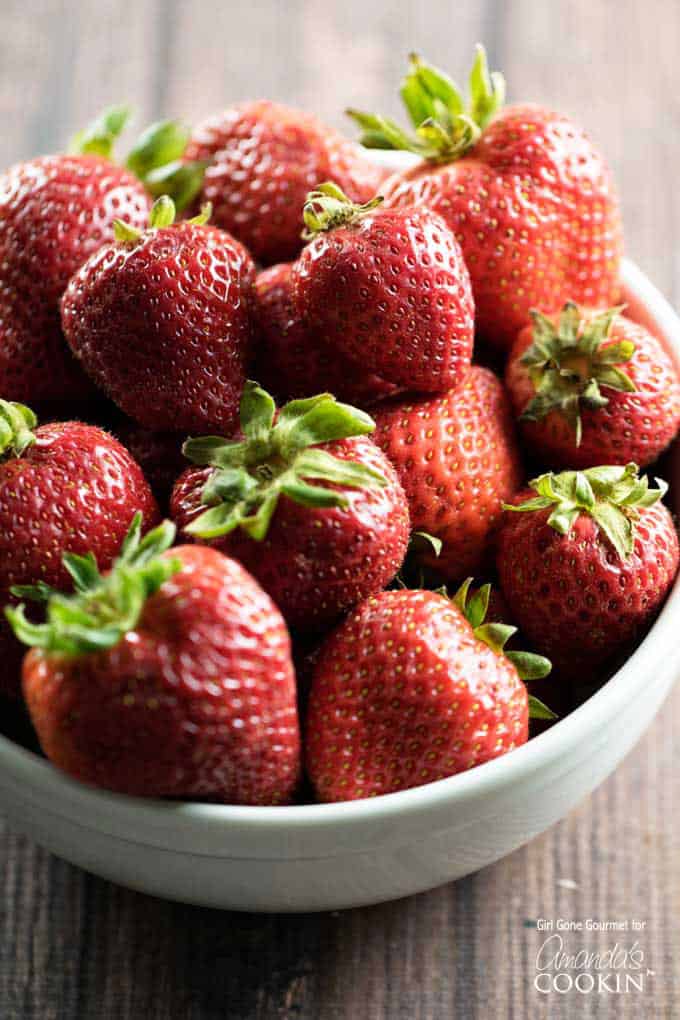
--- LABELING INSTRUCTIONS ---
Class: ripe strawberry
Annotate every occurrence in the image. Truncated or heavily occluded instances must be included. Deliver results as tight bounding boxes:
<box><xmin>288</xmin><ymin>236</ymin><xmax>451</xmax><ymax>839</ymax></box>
<box><xmin>505</xmin><ymin>302</ymin><xmax>680</xmax><ymax>469</ymax></box>
<box><xmin>253</xmin><ymin>262</ymin><xmax>397</xmax><ymax>406</ymax></box>
<box><xmin>170</xmin><ymin>381</ymin><xmax>410</xmax><ymax>631</ymax></box>
<box><xmin>0</xmin><ymin>108</ymin><xmax>151</xmax><ymax>404</ymax></box>
<box><xmin>184</xmin><ymin>100</ymin><xmax>386</xmax><ymax>265</ymax></box>
<box><xmin>291</xmin><ymin>183</ymin><xmax>474</xmax><ymax>394</ymax></box>
<box><xmin>0</xmin><ymin>400</ymin><xmax>159</xmax><ymax>700</ymax></box>
<box><xmin>373</xmin><ymin>366</ymin><xmax>523</xmax><ymax>581</ymax></box>
<box><xmin>496</xmin><ymin>464</ymin><xmax>679</xmax><ymax>675</ymax></box>
<box><xmin>61</xmin><ymin>196</ymin><xmax>256</xmax><ymax>433</ymax></box>
<box><xmin>350</xmin><ymin>47</ymin><xmax>622</xmax><ymax>348</ymax></box>
<box><xmin>305</xmin><ymin>580</ymin><xmax>552</xmax><ymax>802</ymax></box>
<box><xmin>8</xmin><ymin>518</ymin><xmax>301</xmax><ymax>804</ymax></box>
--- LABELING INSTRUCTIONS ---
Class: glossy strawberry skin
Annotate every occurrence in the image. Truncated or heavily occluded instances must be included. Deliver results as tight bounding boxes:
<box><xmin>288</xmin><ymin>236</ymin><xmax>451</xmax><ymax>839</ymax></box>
<box><xmin>253</xmin><ymin>263</ymin><xmax>397</xmax><ymax>406</ymax></box>
<box><xmin>0</xmin><ymin>155</ymin><xmax>151</xmax><ymax>404</ymax></box>
<box><xmin>170</xmin><ymin>436</ymin><xmax>410</xmax><ymax>632</ymax></box>
<box><xmin>373</xmin><ymin>367</ymin><xmax>523</xmax><ymax>580</ymax></box>
<box><xmin>306</xmin><ymin>589</ymin><xmax>528</xmax><ymax>802</ymax></box>
<box><xmin>496</xmin><ymin>494</ymin><xmax>679</xmax><ymax>675</ymax></box>
<box><xmin>61</xmin><ymin>223</ymin><xmax>256</xmax><ymax>433</ymax></box>
<box><xmin>383</xmin><ymin>106</ymin><xmax>623</xmax><ymax>349</ymax></box>
<box><xmin>22</xmin><ymin>545</ymin><xmax>301</xmax><ymax>804</ymax></box>
<box><xmin>506</xmin><ymin>313</ymin><xmax>680</xmax><ymax>469</ymax></box>
<box><xmin>185</xmin><ymin>100</ymin><xmax>386</xmax><ymax>266</ymax></box>
<box><xmin>292</xmin><ymin>206</ymin><xmax>474</xmax><ymax>393</ymax></box>
<box><xmin>0</xmin><ymin>422</ymin><xmax>159</xmax><ymax>699</ymax></box>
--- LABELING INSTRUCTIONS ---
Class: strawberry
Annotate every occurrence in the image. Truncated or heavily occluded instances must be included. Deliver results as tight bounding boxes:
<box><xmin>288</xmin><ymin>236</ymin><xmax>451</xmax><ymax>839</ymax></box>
<box><xmin>496</xmin><ymin>464</ymin><xmax>679</xmax><ymax>675</ymax></box>
<box><xmin>253</xmin><ymin>262</ymin><xmax>397</xmax><ymax>406</ymax></box>
<box><xmin>305</xmin><ymin>580</ymin><xmax>552</xmax><ymax>802</ymax></box>
<box><xmin>170</xmin><ymin>382</ymin><xmax>410</xmax><ymax>631</ymax></box>
<box><xmin>0</xmin><ymin>400</ymin><xmax>159</xmax><ymax>700</ymax></box>
<box><xmin>8</xmin><ymin>517</ymin><xmax>301</xmax><ymax>804</ymax></box>
<box><xmin>184</xmin><ymin>100</ymin><xmax>386</xmax><ymax>265</ymax></box>
<box><xmin>290</xmin><ymin>183</ymin><xmax>475</xmax><ymax>394</ymax></box>
<box><xmin>61</xmin><ymin>196</ymin><xmax>256</xmax><ymax>433</ymax></box>
<box><xmin>0</xmin><ymin>108</ymin><xmax>151</xmax><ymax>404</ymax></box>
<box><xmin>505</xmin><ymin>302</ymin><xmax>680</xmax><ymax>468</ymax></box>
<box><xmin>373</xmin><ymin>366</ymin><xmax>523</xmax><ymax>581</ymax></box>
<box><xmin>349</xmin><ymin>47</ymin><xmax>623</xmax><ymax>348</ymax></box>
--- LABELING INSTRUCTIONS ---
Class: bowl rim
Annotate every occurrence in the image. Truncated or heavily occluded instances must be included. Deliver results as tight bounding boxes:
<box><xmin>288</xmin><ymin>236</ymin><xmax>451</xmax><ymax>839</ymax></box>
<box><xmin>1</xmin><ymin>255</ymin><xmax>679</xmax><ymax>845</ymax></box>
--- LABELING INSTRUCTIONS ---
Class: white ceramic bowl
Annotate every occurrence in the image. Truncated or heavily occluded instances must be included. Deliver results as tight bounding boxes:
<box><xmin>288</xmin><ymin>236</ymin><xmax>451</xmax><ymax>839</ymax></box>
<box><xmin>1</xmin><ymin>153</ymin><xmax>679</xmax><ymax>912</ymax></box>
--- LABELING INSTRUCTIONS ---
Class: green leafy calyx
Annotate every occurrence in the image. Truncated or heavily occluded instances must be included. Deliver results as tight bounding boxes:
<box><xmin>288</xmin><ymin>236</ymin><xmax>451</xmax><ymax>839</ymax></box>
<box><xmin>453</xmin><ymin>579</ymin><xmax>553</xmax><ymax>711</ymax></box>
<box><xmin>6</xmin><ymin>514</ymin><xmax>180</xmax><ymax>656</ymax></box>
<box><xmin>347</xmin><ymin>44</ymin><xmax>504</xmax><ymax>163</ymax></box>
<box><xmin>393</xmin><ymin>530</ymin><xmax>443</xmax><ymax>590</ymax></box>
<box><xmin>113</xmin><ymin>195</ymin><xmax>211</xmax><ymax>244</ymax></box>
<box><xmin>520</xmin><ymin>303</ymin><xmax>633</xmax><ymax>445</ymax></box>
<box><xmin>182</xmin><ymin>382</ymin><xmax>387</xmax><ymax>541</ymax></box>
<box><xmin>0</xmin><ymin>400</ymin><xmax>37</xmax><ymax>459</ymax></box>
<box><xmin>503</xmin><ymin>463</ymin><xmax>667</xmax><ymax>561</ymax></box>
<box><xmin>125</xmin><ymin>118</ymin><xmax>207</xmax><ymax>211</ymax></box>
<box><xmin>69</xmin><ymin>105</ymin><xmax>131</xmax><ymax>159</ymax></box>
<box><xmin>302</xmin><ymin>182</ymin><xmax>383</xmax><ymax>240</ymax></box>
<box><xmin>69</xmin><ymin>109</ymin><xmax>205</xmax><ymax>210</ymax></box>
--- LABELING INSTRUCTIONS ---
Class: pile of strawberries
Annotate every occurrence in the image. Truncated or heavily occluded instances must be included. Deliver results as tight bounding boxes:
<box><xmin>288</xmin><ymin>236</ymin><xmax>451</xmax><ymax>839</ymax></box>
<box><xmin>1</xmin><ymin>48</ymin><xmax>679</xmax><ymax>806</ymax></box>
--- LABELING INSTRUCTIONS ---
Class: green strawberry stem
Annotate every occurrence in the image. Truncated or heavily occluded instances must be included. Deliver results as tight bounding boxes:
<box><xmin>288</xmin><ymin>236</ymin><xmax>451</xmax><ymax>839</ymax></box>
<box><xmin>69</xmin><ymin>107</ymin><xmax>205</xmax><ymax>211</ymax></box>
<box><xmin>113</xmin><ymin>195</ymin><xmax>212</xmax><ymax>244</ymax></box>
<box><xmin>393</xmin><ymin>530</ymin><xmax>443</xmax><ymax>590</ymax></box>
<box><xmin>347</xmin><ymin>44</ymin><xmax>504</xmax><ymax>163</ymax></box>
<box><xmin>125</xmin><ymin>118</ymin><xmax>207</xmax><ymax>211</ymax></box>
<box><xmin>504</xmin><ymin>463</ymin><xmax>668</xmax><ymax>561</ymax></box>
<box><xmin>520</xmin><ymin>302</ymin><xmax>633</xmax><ymax>445</ymax></box>
<box><xmin>528</xmin><ymin>696</ymin><xmax>557</xmax><ymax>721</ymax></box>
<box><xmin>125</xmin><ymin>119</ymin><xmax>190</xmax><ymax>178</ymax></box>
<box><xmin>182</xmin><ymin>381</ymin><xmax>387</xmax><ymax>541</ymax></box>
<box><xmin>10</xmin><ymin>580</ymin><xmax>54</xmax><ymax>603</ymax></box>
<box><xmin>148</xmin><ymin>195</ymin><xmax>177</xmax><ymax>228</ymax></box>
<box><xmin>453</xmin><ymin>578</ymin><xmax>554</xmax><ymax>707</ymax></box>
<box><xmin>301</xmin><ymin>182</ymin><xmax>383</xmax><ymax>240</ymax></box>
<box><xmin>6</xmin><ymin>514</ymin><xmax>181</xmax><ymax>656</ymax></box>
<box><xmin>0</xmin><ymin>400</ymin><xmax>37</xmax><ymax>459</ymax></box>
<box><xmin>144</xmin><ymin>159</ymin><xmax>209</xmax><ymax>210</ymax></box>
<box><xmin>69</xmin><ymin>105</ymin><xmax>131</xmax><ymax>159</ymax></box>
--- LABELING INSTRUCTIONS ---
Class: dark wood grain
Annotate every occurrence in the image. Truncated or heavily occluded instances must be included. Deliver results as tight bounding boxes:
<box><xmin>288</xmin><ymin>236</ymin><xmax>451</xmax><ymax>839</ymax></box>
<box><xmin>1</xmin><ymin>0</ymin><xmax>680</xmax><ymax>1017</ymax></box>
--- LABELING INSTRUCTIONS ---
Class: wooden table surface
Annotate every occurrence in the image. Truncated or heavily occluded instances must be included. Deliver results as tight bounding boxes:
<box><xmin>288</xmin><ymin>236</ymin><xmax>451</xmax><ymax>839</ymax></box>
<box><xmin>1</xmin><ymin>1</ymin><xmax>679</xmax><ymax>1017</ymax></box>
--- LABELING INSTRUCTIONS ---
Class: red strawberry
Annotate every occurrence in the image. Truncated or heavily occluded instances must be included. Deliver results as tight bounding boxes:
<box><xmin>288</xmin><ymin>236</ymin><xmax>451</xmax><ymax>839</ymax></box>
<box><xmin>350</xmin><ymin>47</ymin><xmax>622</xmax><ymax>348</ymax></box>
<box><xmin>373</xmin><ymin>366</ymin><xmax>523</xmax><ymax>581</ymax></box>
<box><xmin>184</xmin><ymin>100</ymin><xmax>386</xmax><ymax>265</ymax></box>
<box><xmin>114</xmin><ymin>421</ymin><xmax>187</xmax><ymax>509</ymax></box>
<box><xmin>0</xmin><ymin>108</ymin><xmax>151</xmax><ymax>403</ymax></box>
<box><xmin>305</xmin><ymin>580</ymin><xmax>552</xmax><ymax>801</ymax></box>
<box><xmin>496</xmin><ymin>464</ymin><xmax>679</xmax><ymax>675</ymax></box>
<box><xmin>291</xmin><ymin>183</ymin><xmax>474</xmax><ymax>394</ymax></box>
<box><xmin>0</xmin><ymin>400</ymin><xmax>159</xmax><ymax>700</ymax></box>
<box><xmin>61</xmin><ymin>197</ymin><xmax>256</xmax><ymax>433</ymax></box>
<box><xmin>505</xmin><ymin>303</ymin><xmax>680</xmax><ymax>469</ymax></box>
<box><xmin>253</xmin><ymin>262</ymin><xmax>397</xmax><ymax>406</ymax></box>
<box><xmin>8</xmin><ymin>518</ymin><xmax>301</xmax><ymax>804</ymax></box>
<box><xmin>170</xmin><ymin>382</ymin><xmax>410</xmax><ymax>631</ymax></box>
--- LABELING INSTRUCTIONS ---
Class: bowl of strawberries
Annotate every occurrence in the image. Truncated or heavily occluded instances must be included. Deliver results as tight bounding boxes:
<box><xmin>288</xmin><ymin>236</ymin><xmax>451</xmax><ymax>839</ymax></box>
<box><xmin>0</xmin><ymin>48</ymin><xmax>679</xmax><ymax>912</ymax></box>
